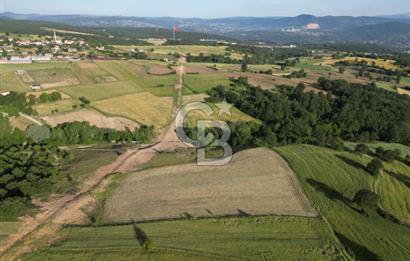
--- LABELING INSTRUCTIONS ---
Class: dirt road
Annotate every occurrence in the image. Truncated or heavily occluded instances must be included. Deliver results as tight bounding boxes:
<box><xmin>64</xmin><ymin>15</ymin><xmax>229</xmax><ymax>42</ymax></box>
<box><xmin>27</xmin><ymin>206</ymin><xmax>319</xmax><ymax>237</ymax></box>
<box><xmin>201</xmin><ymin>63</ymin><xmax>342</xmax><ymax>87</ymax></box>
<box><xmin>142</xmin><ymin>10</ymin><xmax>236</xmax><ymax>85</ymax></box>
<box><xmin>0</xmin><ymin>56</ymin><xmax>187</xmax><ymax>260</ymax></box>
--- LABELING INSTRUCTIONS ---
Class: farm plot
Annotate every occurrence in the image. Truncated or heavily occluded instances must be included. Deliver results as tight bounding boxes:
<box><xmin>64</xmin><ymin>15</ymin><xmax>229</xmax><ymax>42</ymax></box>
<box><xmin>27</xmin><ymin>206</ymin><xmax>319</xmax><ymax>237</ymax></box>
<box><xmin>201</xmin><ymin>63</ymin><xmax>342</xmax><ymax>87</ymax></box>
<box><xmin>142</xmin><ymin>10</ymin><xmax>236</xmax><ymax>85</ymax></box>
<box><xmin>184</xmin><ymin>103</ymin><xmax>257</xmax><ymax>127</ymax></box>
<box><xmin>72</xmin><ymin>61</ymin><xmax>118</xmax><ymax>84</ymax></box>
<box><xmin>42</xmin><ymin>109</ymin><xmax>140</xmax><ymax>131</ymax></box>
<box><xmin>105</xmin><ymin>148</ymin><xmax>316</xmax><ymax>223</ymax></box>
<box><xmin>95</xmin><ymin>61</ymin><xmax>177</xmax><ymax>97</ymax></box>
<box><xmin>129</xmin><ymin>60</ymin><xmax>174</xmax><ymax>75</ymax></box>
<box><xmin>34</xmin><ymin>99</ymin><xmax>78</xmax><ymax>116</ymax></box>
<box><xmin>24</xmin><ymin>216</ymin><xmax>341</xmax><ymax>261</ymax></box>
<box><xmin>183</xmin><ymin>73</ymin><xmax>231</xmax><ymax>94</ymax></box>
<box><xmin>93</xmin><ymin>92</ymin><xmax>173</xmax><ymax>131</ymax></box>
<box><xmin>183</xmin><ymin>64</ymin><xmax>218</xmax><ymax>74</ymax></box>
<box><xmin>182</xmin><ymin>93</ymin><xmax>209</xmax><ymax>104</ymax></box>
<box><xmin>26</xmin><ymin>68</ymin><xmax>80</xmax><ymax>88</ymax></box>
<box><xmin>59</xmin><ymin>80</ymin><xmax>144</xmax><ymax>101</ymax></box>
<box><xmin>276</xmin><ymin>145</ymin><xmax>410</xmax><ymax>261</ymax></box>
<box><xmin>322</xmin><ymin>57</ymin><xmax>399</xmax><ymax>71</ymax></box>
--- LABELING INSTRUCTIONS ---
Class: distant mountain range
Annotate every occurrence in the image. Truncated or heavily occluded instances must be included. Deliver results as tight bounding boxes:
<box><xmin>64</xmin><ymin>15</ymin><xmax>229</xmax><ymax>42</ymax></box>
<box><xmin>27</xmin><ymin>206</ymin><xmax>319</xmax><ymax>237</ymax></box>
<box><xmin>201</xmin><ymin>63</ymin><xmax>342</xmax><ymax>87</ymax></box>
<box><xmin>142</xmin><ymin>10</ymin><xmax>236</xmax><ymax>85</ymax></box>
<box><xmin>2</xmin><ymin>12</ymin><xmax>410</xmax><ymax>46</ymax></box>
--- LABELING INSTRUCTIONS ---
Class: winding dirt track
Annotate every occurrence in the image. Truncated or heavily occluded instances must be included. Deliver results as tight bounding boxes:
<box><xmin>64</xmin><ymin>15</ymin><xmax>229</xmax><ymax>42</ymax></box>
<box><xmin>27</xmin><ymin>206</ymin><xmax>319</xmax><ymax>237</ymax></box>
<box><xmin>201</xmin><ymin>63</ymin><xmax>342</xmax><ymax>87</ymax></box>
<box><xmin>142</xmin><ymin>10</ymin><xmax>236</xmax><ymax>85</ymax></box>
<box><xmin>0</xmin><ymin>56</ymin><xmax>187</xmax><ymax>260</ymax></box>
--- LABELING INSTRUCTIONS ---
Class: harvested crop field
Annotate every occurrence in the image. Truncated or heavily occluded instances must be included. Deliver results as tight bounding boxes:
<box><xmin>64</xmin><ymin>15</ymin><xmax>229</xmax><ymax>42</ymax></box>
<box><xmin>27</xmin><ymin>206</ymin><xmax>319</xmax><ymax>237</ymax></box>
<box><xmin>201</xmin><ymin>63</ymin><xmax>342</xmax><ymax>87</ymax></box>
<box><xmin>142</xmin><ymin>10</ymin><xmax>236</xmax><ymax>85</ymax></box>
<box><xmin>93</xmin><ymin>92</ymin><xmax>173</xmax><ymax>131</ymax></box>
<box><xmin>42</xmin><ymin>109</ymin><xmax>140</xmax><ymax>131</ymax></box>
<box><xmin>105</xmin><ymin>148</ymin><xmax>316</xmax><ymax>222</ymax></box>
<box><xmin>184</xmin><ymin>65</ymin><xmax>217</xmax><ymax>74</ymax></box>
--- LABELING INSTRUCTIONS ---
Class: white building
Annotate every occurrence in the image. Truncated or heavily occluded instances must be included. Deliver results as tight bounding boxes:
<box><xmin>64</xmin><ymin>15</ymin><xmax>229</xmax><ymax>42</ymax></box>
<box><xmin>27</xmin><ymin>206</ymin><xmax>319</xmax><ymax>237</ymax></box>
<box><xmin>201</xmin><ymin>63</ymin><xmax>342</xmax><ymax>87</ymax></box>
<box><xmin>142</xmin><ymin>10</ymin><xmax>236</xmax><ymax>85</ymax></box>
<box><xmin>31</xmin><ymin>54</ymin><xmax>53</xmax><ymax>61</ymax></box>
<box><xmin>30</xmin><ymin>85</ymin><xmax>42</xmax><ymax>91</ymax></box>
<box><xmin>7</xmin><ymin>56</ymin><xmax>32</xmax><ymax>64</ymax></box>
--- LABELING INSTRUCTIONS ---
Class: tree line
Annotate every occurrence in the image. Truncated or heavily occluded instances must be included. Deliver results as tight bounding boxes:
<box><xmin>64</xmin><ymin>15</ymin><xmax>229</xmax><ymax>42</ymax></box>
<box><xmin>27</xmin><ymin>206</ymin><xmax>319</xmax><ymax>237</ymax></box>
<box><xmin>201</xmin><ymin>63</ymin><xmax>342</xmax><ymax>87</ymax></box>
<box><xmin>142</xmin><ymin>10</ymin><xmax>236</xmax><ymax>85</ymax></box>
<box><xmin>206</xmin><ymin>77</ymin><xmax>410</xmax><ymax>147</ymax></box>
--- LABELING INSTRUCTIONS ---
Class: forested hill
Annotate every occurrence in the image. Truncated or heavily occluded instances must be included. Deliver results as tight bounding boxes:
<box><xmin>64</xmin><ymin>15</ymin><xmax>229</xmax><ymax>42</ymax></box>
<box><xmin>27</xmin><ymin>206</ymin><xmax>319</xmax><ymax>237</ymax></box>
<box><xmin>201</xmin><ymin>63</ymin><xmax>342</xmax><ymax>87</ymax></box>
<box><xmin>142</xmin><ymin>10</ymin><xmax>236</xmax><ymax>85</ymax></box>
<box><xmin>0</xmin><ymin>20</ymin><xmax>236</xmax><ymax>45</ymax></box>
<box><xmin>3</xmin><ymin>12</ymin><xmax>408</xmax><ymax>32</ymax></box>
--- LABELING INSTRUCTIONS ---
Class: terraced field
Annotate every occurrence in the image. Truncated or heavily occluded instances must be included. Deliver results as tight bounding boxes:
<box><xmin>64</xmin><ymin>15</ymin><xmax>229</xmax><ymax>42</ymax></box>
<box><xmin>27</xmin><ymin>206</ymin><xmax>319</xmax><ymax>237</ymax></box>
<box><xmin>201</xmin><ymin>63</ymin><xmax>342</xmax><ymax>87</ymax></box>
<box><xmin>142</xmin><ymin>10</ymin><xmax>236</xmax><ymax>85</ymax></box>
<box><xmin>275</xmin><ymin>145</ymin><xmax>410</xmax><ymax>261</ymax></box>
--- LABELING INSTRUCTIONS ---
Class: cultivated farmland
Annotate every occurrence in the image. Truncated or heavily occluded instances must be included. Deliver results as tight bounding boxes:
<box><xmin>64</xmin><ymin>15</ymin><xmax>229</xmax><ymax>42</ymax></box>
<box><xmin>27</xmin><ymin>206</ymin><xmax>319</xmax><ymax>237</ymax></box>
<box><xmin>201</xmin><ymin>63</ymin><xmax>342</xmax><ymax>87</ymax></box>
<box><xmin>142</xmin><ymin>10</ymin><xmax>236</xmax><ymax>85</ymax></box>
<box><xmin>26</xmin><ymin>68</ymin><xmax>80</xmax><ymax>88</ymax></box>
<box><xmin>105</xmin><ymin>148</ymin><xmax>316</xmax><ymax>223</ymax></box>
<box><xmin>93</xmin><ymin>92</ymin><xmax>173</xmax><ymax>131</ymax></box>
<box><xmin>183</xmin><ymin>73</ymin><xmax>231</xmax><ymax>94</ymax></box>
<box><xmin>276</xmin><ymin>145</ymin><xmax>410</xmax><ymax>261</ymax></box>
<box><xmin>23</xmin><ymin>216</ymin><xmax>342</xmax><ymax>261</ymax></box>
<box><xmin>59</xmin><ymin>80</ymin><xmax>144</xmax><ymax>101</ymax></box>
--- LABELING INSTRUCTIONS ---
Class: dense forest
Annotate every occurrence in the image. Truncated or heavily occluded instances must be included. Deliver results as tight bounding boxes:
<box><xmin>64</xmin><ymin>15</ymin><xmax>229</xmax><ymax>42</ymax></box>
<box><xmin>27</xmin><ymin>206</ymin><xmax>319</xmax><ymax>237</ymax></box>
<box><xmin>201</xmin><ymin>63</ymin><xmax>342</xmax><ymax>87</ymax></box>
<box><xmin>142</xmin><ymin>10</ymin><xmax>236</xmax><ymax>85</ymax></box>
<box><xmin>206</xmin><ymin>77</ymin><xmax>410</xmax><ymax>147</ymax></box>
<box><xmin>186</xmin><ymin>45</ymin><xmax>308</xmax><ymax>65</ymax></box>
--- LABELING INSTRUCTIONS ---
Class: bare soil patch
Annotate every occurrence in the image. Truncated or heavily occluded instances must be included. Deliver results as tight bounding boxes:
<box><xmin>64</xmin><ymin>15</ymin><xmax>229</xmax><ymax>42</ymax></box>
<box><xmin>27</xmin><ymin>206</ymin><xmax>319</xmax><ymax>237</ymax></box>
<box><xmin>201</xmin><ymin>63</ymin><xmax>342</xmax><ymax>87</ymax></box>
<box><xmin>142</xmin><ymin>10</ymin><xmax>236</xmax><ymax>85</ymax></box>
<box><xmin>105</xmin><ymin>148</ymin><xmax>316</xmax><ymax>222</ymax></box>
<box><xmin>148</xmin><ymin>65</ymin><xmax>174</xmax><ymax>75</ymax></box>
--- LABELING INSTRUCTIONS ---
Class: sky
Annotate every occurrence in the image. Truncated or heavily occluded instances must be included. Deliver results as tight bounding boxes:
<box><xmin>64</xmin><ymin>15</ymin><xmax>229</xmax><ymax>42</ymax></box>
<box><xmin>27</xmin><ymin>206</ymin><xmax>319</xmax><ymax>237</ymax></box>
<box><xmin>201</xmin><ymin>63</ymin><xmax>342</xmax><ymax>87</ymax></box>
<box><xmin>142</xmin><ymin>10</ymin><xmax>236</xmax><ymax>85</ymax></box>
<box><xmin>1</xmin><ymin>0</ymin><xmax>409</xmax><ymax>18</ymax></box>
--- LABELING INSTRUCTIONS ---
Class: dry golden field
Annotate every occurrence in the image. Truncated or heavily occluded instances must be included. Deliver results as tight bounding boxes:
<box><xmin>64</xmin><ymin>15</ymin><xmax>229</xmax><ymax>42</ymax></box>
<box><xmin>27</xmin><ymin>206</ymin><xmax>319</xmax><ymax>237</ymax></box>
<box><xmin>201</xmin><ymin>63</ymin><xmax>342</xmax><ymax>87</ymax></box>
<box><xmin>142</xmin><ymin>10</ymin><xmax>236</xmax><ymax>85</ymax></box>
<box><xmin>322</xmin><ymin>56</ymin><xmax>399</xmax><ymax>70</ymax></box>
<box><xmin>105</xmin><ymin>148</ymin><xmax>316</xmax><ymax>222</ymax></box>
<box><xmin>92</xmin><ymin>92</ymin><xmax>173</xmax><ymax>131</ymax></box>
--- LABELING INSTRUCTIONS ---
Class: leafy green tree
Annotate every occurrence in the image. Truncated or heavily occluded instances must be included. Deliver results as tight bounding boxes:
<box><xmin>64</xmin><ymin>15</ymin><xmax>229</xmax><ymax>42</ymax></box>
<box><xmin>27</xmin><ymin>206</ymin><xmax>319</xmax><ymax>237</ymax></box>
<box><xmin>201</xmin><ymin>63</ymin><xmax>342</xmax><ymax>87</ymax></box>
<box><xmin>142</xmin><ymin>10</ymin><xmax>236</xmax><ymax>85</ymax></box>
<box><xmin>241</xmin><ymin>60</ymin><xmax>248</xmax><ymax>72</ymax></box>
<box><xmin>366</xmin><ymin>159</ymin><xmax>383</xmax><ymax>176</ymax></box>
<box><xmin>353</xmin><ymin>190</ymin><xmax>380</xmax><ymax>208</ymax></box>
<box><xmin>355</xmin><ymin>144</ymin><xmax>369</xmax><ymax>155</ymax></box>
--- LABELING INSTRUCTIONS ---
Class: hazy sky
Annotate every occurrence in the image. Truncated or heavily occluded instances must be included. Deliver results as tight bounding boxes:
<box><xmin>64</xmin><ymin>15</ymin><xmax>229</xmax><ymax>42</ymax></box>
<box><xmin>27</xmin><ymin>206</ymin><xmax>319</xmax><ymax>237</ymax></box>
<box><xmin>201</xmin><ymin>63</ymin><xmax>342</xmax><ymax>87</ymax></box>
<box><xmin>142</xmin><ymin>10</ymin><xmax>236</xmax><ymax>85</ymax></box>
<box><xmin>1</xmin><ymin>0</ymin><xmax>409</xmax><ymax>18</ymax></box>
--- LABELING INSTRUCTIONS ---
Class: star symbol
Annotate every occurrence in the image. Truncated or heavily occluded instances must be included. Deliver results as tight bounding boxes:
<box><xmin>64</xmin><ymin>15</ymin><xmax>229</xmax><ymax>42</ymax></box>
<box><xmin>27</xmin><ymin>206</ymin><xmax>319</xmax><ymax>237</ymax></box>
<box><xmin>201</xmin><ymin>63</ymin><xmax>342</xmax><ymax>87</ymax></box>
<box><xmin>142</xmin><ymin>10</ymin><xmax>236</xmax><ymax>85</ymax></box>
<box><xmin>216</xmin><ymin>98</ymin><xmax>233</xmax><ymax>117</ymax></box>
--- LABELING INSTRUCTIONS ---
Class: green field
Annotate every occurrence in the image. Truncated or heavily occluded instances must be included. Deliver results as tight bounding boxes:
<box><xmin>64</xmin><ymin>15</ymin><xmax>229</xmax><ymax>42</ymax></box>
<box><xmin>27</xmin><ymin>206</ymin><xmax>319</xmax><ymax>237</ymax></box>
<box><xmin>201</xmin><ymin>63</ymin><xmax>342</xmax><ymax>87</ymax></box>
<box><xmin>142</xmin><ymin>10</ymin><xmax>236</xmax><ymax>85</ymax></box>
<box><xmin>53</xmin><ymin>147</ymin><xmax>120</xmax><ymax>194</ymax></box>
<box><xmin>344</xmin><ymin>141</ymin><xmax>410</xmax><ymax>157</ymax></box>
<box><xmin>0</xmin><ymin>62</ymin><xmax>73</xmax><ymax>92</ymax></box>
<box><xmin>34</xmin><ymin>99</ymin><xmax>78</xmax><ymax>116</ymax></box>
<box><xmin>275</xmin><ymin>145</ymin><xmax>410</xmax><ymax>261</ymax></box>
<box><xmin>23</xmin><ymin>216</ymin><xmax>343</xmax><ymax>261</ymax></box>
<box><xmin>95</xmin><ymin>61</ymin><xmax>176</xmax><ymax>97</ymax></box>
<box><xmin>59</xmin><ymin>80</ymin><xmax>144</xmax><ymax>101</ymax></box>
<box><xmin>71</xmin><ymin>62</ymin><xmax>118</xmax><ymax>84</ymax></box>
<box><xmin>295</xmin><ymin>58</ymin><xmax>333</xmax><ymax>71</ymax></box>
<box><xmin>27</xmin><ymin>68</ymin><xmax>79</xmax><ymax>85</ymax></box>
<box><xmin>183</xmin><ymin>74</ymin><xmax>231</xmax><ymax>94</ymax></box>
